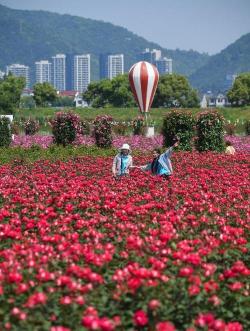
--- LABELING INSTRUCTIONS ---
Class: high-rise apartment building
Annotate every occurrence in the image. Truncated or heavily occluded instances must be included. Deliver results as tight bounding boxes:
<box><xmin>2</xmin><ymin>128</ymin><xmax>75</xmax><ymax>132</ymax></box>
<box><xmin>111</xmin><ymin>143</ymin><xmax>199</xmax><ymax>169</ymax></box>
<box><xmin>35</xmin><ymin>60</ymin><xmax>52</xmax><ymax>84</ymax></box>
<box><xmin>66</xmin><ymin>54</ymin><xmax>74</xmax><ymax>91</ymax></box>
<box><xmin>156</xmin><ymin>57</ymin><xmax>173</xmax><ymax>75</ymax></box>
<box><xmin>0</xmin><ymin>70</ymin><xmax>5</xmax><ymax>79</ymax></box>
<box><xmin>6</xmin><ymin>63</ymin><xmax>30</xmax><ymax>88</ymax></box>
<box><xmin>100</xmin><ymin>54</ymin><xmax>124</xmax><ymax>80</ymax></box>
<box><xmin>52</xmin><ymin>54</ymin><xmax>66</xmax><ymax>91</ymax></box>
<box><xmin>73</xmin><ymin>54</ymin><xmax>90</xmax><ymax>92</ymax></box>
<box><xmin>137</xmin><ymin>49</ymin><xmax>173</xmax><ymax>75</ymax></box>
<box><xmin>137</xmin><ymin>48</ymin><xmax>161</xmax><ymax>63</ymax></box>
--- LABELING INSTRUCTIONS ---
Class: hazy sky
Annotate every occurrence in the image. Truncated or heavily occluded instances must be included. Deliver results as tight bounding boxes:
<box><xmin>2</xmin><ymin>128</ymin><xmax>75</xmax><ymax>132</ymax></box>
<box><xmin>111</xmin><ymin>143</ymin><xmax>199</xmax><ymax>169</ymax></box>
<box><xmin>1</xmin><ymin>0</ymin><xmax>250</xmax><ymax>55</ymax></box>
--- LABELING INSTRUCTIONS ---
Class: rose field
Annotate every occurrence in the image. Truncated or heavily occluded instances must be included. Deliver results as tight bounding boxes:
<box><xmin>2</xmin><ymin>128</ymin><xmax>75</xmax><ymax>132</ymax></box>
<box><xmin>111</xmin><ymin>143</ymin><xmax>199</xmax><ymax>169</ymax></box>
<box><xmin>0</xmin><ymin>138</ymin><xmax>249</xmax><ymax>331</ymax></box>
<box><xmin>10</xmin><ymin>134</ymin><xmax>250</xmax><ymax>152</ymax></box>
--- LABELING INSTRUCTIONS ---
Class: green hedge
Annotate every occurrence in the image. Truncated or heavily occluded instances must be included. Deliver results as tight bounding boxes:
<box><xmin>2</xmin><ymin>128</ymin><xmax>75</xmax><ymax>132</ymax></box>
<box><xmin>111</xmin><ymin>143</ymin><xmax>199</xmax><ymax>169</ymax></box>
<box><xmin>93</xmin><ymin>115</ymin><xmax>113</xmax><ymax>148</ymax></box>
<box><xmin>0</xmin><ymin>117</ymin><xmax>12</xmax><ymax>147</ymax></box>
<box><xmin>51</xmin><ymin>111</ymin><xmax>81</xmax><ymax>146</ymax></box>
<box><xmin>162</xmin><ymin>109</ymin><xmax>195</xmax><ymax>150</ymax></box>
<box><xmin>196</xmin><ymin>110</ymin><xmax>225</xmax><ymax>152</ymax></box>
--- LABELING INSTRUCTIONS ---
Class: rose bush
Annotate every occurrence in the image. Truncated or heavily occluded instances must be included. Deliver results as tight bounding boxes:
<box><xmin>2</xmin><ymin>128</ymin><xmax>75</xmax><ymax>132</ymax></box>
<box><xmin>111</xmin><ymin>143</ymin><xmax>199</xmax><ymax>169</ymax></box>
<box><xmin>24</xmin><ymin>118</ymin><xmax>40</xmax><ymax>136</ymax></box>
<box><xmin>51</xmin><ymin>111</ymin><xmax>82</xmax><ymax>146</ymax></box>
<box><xmin>0</xmin><ymin>150</ymin><xmax>249</xmax><ymax>330</ymax></box>
<box><xmin>93</xmin><ymin>115</ymin><xmax>113</xmax><ymax>148</ymax></box>
<box><xmin>196</xmin><ymin>111</ymin><xmax>225</xmax><ymax>152</ymax></box>
<box><xmin>11</xmin><ymin>134</ymin><xmax>250</xmax><ymax>153</ymax></box>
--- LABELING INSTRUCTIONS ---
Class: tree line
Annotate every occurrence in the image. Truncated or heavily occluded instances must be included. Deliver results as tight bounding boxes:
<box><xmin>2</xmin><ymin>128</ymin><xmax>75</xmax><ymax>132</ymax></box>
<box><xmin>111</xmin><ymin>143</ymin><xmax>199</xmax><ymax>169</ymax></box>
<box><xmin>83</xmin><ymin>74</ymin><xmax>200</xmax><ymax>108</ymax></box>
<box><xmin>0</xmin><ymin>72</ymin><xmax>250</xmax><ymax>114</ymax></box>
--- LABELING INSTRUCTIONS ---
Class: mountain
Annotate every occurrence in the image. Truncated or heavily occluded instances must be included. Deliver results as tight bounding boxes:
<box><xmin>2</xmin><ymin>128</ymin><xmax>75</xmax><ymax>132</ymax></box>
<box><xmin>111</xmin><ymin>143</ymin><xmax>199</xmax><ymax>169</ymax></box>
<box><xmin>190</xmin><ymin>33</ymin><xmax>250</xmax><ymax>93</ymax></box>
<box><xmin>0</xmin><ymin>4</ymin><xmax>209</xmax><ymax>82</ymax></box>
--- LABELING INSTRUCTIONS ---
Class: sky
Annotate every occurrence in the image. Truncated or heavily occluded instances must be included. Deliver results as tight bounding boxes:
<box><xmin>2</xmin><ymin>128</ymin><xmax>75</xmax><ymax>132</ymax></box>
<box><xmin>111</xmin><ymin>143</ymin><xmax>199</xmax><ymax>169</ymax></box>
<box><xmin>0</xmin><ymin>0</ymin><xmax>250</xmax><ymax>55</ymax></box>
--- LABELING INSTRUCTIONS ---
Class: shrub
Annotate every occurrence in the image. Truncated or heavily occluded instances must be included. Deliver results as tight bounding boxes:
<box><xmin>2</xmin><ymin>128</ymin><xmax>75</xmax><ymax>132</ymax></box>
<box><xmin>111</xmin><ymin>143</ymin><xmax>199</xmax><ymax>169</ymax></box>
<box><xmin>224</xmin><ymin>122</ymin><xmax>236</xmax><ymax>136</ymax></box>
<box><xmin>196</xmin><ymin>110</ymin><xmax>225</xmax><ymax>152</ymax></box>
<box><xmin>11</xmin><ymin>121</ymin><xmax>20</xmax><ymax>135</ymax></box>
<box><xmin>93</xmin><ymin>115</ymin><xmax>113</xmax><ymax>148</ymax></box>
<box><xmin>51</xmin><ymin>111</ymin><xmax>81</xmax><ymax>146</ymax></box>
<box><xmin>133</xmin><ymin>116</ymin><xmax>145</xmax><ymax>135</ymax></box>
<box><xmin>0</xmin><ymin>116</ymin><xmax>12</xmax><ymax>147</ymax></box>
<box><xmin>244</xmin><ymin>120</ymin><xmax>250</xmax><ymax>135</ymax></box>
<box><xmin>24</xmin><ymin>118</ymin><xmax>40</xmax><ymax>135</ymax></box>
<box><xmin>162</xmin><ymin>109</ymin><xmax>195</xmax><ymax>150</ymax></box>
<box><xmin>79</xmin><ymin>120</ymin><xmax>91</xmax><ymax>135</ymax></box>
<box><xmin>112</xmin><ymin>121</ymin><xmax>130</xmax><ymax>136</ymax></box>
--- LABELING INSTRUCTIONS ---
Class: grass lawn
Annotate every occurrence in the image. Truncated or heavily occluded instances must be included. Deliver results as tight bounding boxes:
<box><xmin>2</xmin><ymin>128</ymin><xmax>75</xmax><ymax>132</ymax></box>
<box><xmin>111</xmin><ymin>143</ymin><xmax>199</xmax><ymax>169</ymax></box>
<box><xmin>7</xmin><ymin>106</ymin><xmax>250</xmax><ymax>134</ymax></box>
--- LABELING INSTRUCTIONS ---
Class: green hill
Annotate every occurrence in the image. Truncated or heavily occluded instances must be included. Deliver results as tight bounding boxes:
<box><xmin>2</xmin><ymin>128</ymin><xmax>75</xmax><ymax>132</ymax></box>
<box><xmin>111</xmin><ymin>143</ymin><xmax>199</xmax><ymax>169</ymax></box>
<box><xmin>190</xmin><ymin>33</ymin><xmax>250</xmax><ymax>93</ymax></box>
<box><xmin>0</xmin><ymin>4</ymin><xmax>209</xmax><ymax>82</ymax></box>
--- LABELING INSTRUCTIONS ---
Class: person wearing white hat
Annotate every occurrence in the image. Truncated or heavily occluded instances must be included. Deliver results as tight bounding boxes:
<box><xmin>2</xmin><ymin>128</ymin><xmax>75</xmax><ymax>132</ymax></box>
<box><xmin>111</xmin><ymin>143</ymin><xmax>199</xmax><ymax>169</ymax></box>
<box><xmin>112</xmin><ymin>143</ymin><xmax>133</xmax><ymax>178</ymax></box>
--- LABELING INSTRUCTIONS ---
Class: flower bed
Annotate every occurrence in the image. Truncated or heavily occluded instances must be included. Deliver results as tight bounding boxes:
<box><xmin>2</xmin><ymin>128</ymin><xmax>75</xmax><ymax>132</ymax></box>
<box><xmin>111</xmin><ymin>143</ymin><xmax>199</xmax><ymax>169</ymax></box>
<box><xmin>11</xmin><ymin>134</ymin><xmax>250</xmax><ymax>152</ymax></box>
<box><xmin>0</xmin><ymin>152</ymin><xmax>249</xmax><ymax>330</ymax></box>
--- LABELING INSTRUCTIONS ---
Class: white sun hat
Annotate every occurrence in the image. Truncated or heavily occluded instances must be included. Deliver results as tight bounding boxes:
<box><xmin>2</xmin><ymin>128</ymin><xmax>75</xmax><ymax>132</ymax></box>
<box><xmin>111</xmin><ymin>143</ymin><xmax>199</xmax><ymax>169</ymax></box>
<box><xmin>120</xmin><ymin>143</ymin><xmax>130</xmax><ymax>150</ymax></box>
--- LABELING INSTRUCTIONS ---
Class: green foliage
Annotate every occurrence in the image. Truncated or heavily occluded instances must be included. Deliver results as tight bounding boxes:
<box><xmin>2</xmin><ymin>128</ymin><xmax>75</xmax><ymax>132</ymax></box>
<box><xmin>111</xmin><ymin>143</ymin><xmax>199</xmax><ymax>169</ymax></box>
<box><xmin>112</xmin><ymin>121</ymin><xmax>131</xmax><ymax>135</ymax></box>
<box><xmin>24</xmin><ymin>118</ymin><xmax>40</xmax><ymax>135</ymax></box>
<box><xmin>109</xmin><ymin>75</ymin><xmax>136</xmax><ymax>107</ymax></box>
<box><xmin>83</xmin><ymin>75</ymin><xmax>136</xmax><ymax>108</ymax></box>
<box><xmin>7</xmin><ymin>106</ymin><xmax>250</xmax><ymax>136</ymax></box>
<box><xmin>245</xmin><ymin>120</ymin><xmax>250</xmax><ymax>135</ymax></box>
<box><xmin>227</xmin><ymin>72</ymin><xmax>250</xmax><ymax>106</ymax></box>
<box><xmin>83</xmin><ymin>80</ymin><xmax>112</xmax><ymax>108</ymax></box>
<box><xmin>162</xmin><ymin>110</ymin><xmax>195</xmax><ymax>150</ymax></box>
<box><xmin>153</xmin><ymin>74</ymin><xmax>200</xmax><ymax>108</ymax></box>
<box><xmin>196</xmin><ymin>110</ymin><xmax>225</xmax><ymax>152</ymax></box>
<box><xmin>51</xmin><ymin>96</ymin><xmax>74</xmax><ymax>107</ymax></box>
<box><xmin>33</xmin><ymin>82</ymin><xmax>57</xmax><ymax>107</ymax></box>
<box><xmin>79</xmin><ymin>120</ymin><xmax>91</xmax><ymax>135</ymax></box>
<box><xmin>84</xmin><ymin>73</ymin><xmax>199</xmax><ymax>109</ymax></box>
<box><xmin>51</xmin><ymin>111</ymin><xmax>81</xmax><ymax>146</ymax></box>
<box><xmin>132</xmin><ymin>116</ymin><xmax>145</xmax><ymax>135</ymax></box>
<box><xmin>0</xmin><ymin>117</ymin><xmax>12</xmax><ymax>147</ymax></box>
<box><xmin>93</xmin><ymin>115</ymin><xmax>113</xmax><ymax>148</ymax></box>
<box><xmin>0</xmin><ymin>145</ymin><xmax>119</xmax><ymax>165</ymax></box>
<box><xmin>20</xmin><ymin>96</ymin><xmax>36</xmax><ymax>109</ymax></box>
<box><xmin>224</xmin><ymin>122</ymin><xmax>236</xmax><ymax>135</ymax></box>
<box><xmin>11</xmin><ymin>120</ymin><xmax>20</xmax><ymax>135</ymax></box>
<box><xmin>0</xmin><ymin>75</ymin><xmax>25</xmax><ymax>115</ymax></box>
<box><xmin>190</xmin><ymin>33</ymin><xmax>250</xmax><ymax>92</ymax></box>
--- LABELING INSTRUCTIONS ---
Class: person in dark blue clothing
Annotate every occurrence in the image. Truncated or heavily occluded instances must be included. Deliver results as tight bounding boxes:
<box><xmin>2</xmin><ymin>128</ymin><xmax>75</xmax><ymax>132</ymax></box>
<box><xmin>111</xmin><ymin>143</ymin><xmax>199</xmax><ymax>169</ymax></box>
<box><xmin>138</xmin><ymin>137</ymin><xmax>179</xmax><ymax>178</ymax></box>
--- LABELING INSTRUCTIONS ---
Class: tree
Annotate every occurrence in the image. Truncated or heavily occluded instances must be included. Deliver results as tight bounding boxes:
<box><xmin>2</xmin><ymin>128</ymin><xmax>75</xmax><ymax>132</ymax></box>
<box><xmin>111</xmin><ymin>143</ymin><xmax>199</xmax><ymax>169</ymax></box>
<box><xmin>51</xmin><ymin>96</ymin><xmax>74</xmax><ymax>107</ymax></box>
<box><xmin>152</xmin><ymin>73</ymin><xmax>200</xmax><ymax>108</ymax></box>
<box><xmin>227</xmin><ymin>73</ymin><xmax>250</xmax><ymax>106</ymax></box>
<box><xmin>33</xmin><ymin>82</ymin><xmax>57</xmax><ymax>107</ymax></box>
<box><xmin>109</xmin><ymin>75</ymin><xmax>136</xmax><ymax>107</ymax></box>
<box><xmin>20</xmin><ymin>96</ymin><xmax>36</xmax><ymax>109</ymax></box>
<box><xmin>83</xmin><ymin>79</ymin><xmax>113</xmax><ymax>108</ymax></box>
<box><xmin>83</xmin><ymin>74</ymin><xmax>135</xmax><ymax>108</ymax></box>
<box><xmin>0</xmin><ymin>74</ymin><xmax>25</xmax><ymax>114</ymax></box>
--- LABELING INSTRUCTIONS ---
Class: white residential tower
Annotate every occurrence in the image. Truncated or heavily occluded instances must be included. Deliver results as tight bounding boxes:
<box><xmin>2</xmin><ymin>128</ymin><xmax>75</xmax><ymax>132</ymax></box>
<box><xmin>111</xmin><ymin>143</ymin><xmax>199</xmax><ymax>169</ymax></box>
<box><xmin>73</xmin><ymin>54</ymin><xmax>90</xmax><ymax>92</ymax></box>
<box><xmin>6</xmin><ymin>63</ymin><xmax>30</xmax><ymax>88</ymax></box>
<box><xmin>52</xmin><ymin>54</ymin><xmax>66</xmax><ymax>91</ymax></box>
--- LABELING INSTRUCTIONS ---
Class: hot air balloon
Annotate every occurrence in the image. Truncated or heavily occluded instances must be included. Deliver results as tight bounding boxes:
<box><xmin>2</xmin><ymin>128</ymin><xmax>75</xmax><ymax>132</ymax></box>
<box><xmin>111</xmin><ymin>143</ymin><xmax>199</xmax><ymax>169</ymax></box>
<box><xmin>129</xmin><ymin>61</ymin><xmax>159</xmax><ymax>114</ymax></box>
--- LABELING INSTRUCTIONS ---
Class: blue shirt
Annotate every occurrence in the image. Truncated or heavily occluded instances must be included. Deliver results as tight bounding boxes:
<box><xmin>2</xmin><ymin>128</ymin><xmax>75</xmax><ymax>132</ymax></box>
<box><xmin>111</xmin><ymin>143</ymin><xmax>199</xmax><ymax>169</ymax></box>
<box><xmin>121</xmin><ymin>155</ymin><xmax>129</xmax><ymax>174</ymax></box>
<box><xmin>157</xmin><ymin>162</ymin><xmax>169</xmax><ymax>175</ymax></box>
<box><xmin>144</xmin><ymin>147</ymin><xmax>173</xmax><ymax>176</ymax></box>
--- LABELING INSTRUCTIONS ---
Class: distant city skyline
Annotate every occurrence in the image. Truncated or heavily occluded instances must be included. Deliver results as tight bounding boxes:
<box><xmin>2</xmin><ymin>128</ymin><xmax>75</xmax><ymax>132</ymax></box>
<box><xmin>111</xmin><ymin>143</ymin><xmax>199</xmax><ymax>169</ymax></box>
<box><xmin>0</xmin><ymin>0</ymin><xmax>250</xmax><ymax>55</ymax></box>
<box><xmin>6</xmin><ymin>49</ymin><xmax>173</xmax><ymax>91</ymax></box>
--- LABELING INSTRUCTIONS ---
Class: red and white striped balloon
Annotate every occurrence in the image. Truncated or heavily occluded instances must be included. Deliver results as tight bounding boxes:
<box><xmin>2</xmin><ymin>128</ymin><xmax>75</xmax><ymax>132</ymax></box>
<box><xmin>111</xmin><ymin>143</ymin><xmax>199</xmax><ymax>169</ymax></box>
<box><xmin>129</xmin><ymin>61</ymin><xmax>159</xmax><ymax>113</ymax></box>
